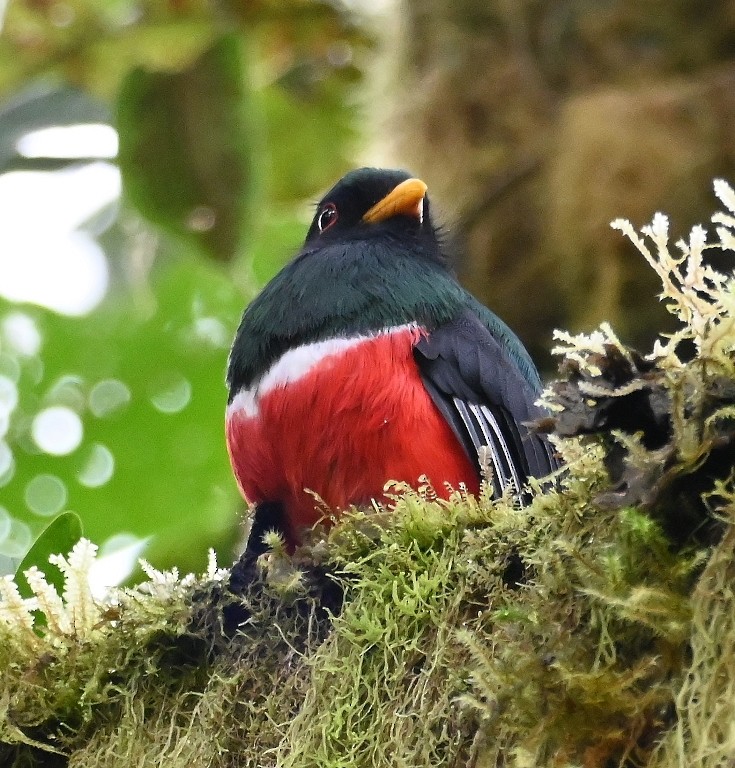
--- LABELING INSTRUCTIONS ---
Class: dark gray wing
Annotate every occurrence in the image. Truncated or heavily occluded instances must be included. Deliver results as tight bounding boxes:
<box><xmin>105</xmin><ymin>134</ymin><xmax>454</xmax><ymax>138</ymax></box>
<box><xmin>414</xmin><ymin>309</ymin><xmax>557</xmax><ymax>500</ymax></box>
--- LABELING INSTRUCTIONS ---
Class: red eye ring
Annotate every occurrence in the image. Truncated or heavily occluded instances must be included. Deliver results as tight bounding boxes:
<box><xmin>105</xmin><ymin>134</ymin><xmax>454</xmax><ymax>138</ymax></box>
<box><xmin>317</xmin><ymin>203</ymin><xmax>338</xmax><ymax>233</ymax></box>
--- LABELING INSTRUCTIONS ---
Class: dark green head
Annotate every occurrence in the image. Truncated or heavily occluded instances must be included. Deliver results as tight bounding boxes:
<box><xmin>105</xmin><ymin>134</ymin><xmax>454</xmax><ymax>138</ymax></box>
<box><xmin>227</xmin><ymin>167</ymin><xmax>537</xmax><ymax>398</ymax></box>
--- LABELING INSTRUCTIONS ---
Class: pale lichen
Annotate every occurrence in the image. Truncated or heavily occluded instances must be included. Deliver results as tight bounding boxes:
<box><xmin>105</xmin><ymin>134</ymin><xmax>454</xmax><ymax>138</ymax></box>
<box><xmin>611</xmin><ymin>179</ymin><xmax>735</xmax><ymax>364</ymax></box>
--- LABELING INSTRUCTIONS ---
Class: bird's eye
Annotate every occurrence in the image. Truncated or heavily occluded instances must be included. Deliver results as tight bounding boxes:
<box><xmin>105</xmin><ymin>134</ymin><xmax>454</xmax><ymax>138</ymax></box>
<box><xmin>317</xmin><ymin>203</ymin><xmax>338</xmax><ymax>233</ymax></box>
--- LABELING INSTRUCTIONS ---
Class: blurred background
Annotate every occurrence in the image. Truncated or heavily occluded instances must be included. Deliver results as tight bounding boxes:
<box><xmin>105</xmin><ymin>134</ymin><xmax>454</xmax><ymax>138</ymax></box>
<box><xmin>0</xmin><ymin>0</ymin><xmax>733</xmax><ymax>587</ymax></box>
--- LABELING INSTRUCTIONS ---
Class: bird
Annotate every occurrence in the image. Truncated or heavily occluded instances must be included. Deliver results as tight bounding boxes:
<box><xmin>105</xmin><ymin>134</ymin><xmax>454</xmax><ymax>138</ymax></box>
<box><xmin>226</xmin><ymin>167</ymin><xmax>557</xmax><ymax>569</ymax></box>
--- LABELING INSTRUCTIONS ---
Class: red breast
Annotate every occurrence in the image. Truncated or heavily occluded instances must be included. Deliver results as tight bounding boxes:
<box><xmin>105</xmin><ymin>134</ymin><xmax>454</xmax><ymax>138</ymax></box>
<box><xmin>225</xmin><ymin>325</ymin><xmax>478</xmax><ymax>549</ymax></box>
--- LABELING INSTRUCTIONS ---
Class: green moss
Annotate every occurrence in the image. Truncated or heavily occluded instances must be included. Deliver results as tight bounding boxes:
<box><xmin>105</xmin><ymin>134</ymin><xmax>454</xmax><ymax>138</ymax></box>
<box><xmin>0</xmin><ymin>469</ymin><xmax>716</xmax><ymax>767</ymax></box>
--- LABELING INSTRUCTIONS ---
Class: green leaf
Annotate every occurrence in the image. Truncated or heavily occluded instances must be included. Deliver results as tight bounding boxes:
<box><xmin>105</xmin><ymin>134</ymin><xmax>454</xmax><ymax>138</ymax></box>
<box><xmin>117</xmin><ymin>33</ymin><xmax>257</xmax><ymax>262</ymax></box>
<box><xmin>14</xmin><ymin>512</ymin><xmax>83</xmax><ymax>600</ymax></box>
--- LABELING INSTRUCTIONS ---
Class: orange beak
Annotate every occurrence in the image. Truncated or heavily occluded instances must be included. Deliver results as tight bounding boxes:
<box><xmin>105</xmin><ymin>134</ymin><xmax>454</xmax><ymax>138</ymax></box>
<box><xmin>361</xmin><ymin>178</ymin><xmax>428</xmax><ymax>224</ymax></box>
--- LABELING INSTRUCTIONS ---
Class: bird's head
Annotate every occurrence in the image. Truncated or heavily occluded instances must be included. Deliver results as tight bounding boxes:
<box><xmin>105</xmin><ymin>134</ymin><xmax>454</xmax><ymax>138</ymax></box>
<box><xmin>303</xmin><ymin>167</ymin><xmax>435</xmax><ymax>245</ymax></box>
<box><xmin>226</xmin><ymin>167</ymin><xmax>458</xmax><ymax>393</ymax></box>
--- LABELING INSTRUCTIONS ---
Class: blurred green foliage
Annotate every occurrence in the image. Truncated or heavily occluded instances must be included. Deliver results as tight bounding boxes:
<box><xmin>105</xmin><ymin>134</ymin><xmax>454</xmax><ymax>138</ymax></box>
<box><xmin>0</xmin><ymin>0</ymin><xmax>372</xmax><ymax>579</ymax></box>
<box><xmin>117</xmin><ymin>34</ymin><xmax>255</xmax><ymax>262</ymax></box>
